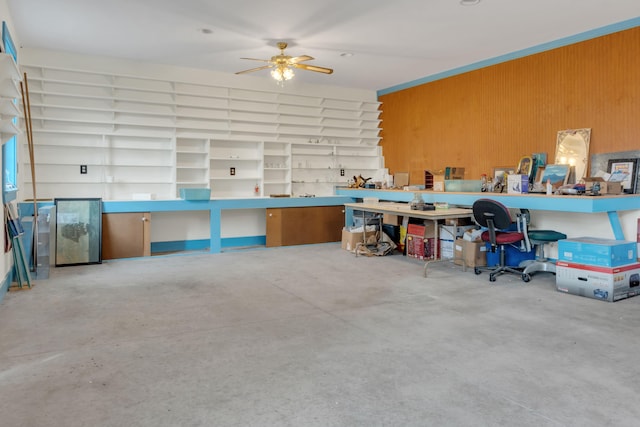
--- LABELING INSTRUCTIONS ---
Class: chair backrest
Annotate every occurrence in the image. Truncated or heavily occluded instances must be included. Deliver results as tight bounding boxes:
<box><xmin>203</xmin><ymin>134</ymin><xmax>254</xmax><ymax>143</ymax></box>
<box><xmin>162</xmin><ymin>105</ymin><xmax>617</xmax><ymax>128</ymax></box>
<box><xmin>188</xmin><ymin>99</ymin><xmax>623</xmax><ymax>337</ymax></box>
<box><xmin>472</xmin><ymin>198</ymin><xmax>513</xmax><ymax>230</ymax></box>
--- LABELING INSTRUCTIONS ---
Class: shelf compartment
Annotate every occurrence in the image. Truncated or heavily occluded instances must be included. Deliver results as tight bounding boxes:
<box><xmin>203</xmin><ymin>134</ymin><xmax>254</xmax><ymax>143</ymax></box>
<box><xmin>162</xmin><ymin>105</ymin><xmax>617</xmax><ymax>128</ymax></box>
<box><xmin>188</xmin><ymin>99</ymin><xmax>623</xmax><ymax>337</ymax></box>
<box><xmin>1</xmin><ymin>54</ymin><xmax>21</xmax><ymax>81</ymax></box>
<box><xmin>277</xmin><ymin>93</ymin><xmax>322</xmax><ymax>107</ymax></box>
<box><xmin>0</xmin><ymin>78</ymin><xmax>19</xmax><ymax>98</ymax></box>
<box><xmin>176</xmin><ymin>105</ymin><xmax>228</xmax><ymax>120</ymax></box>
<box><xmin>210</xmin><ymin>180</ymin><xmax>260</xmax><ymax>198</ymax></box>
<box><xmin>229</xmin><ymin>99</ymin><xmax>278</xmax><ymax>113</ymax></box>
<box><xmin>175</xmin><ymin>94</ymin><xmax>229</xmax><ymax>109</ymax></box>
<box><xmin>177</xmin><ymin>168</ymin><xmax>208</xmax><ymax>183</ymax></box>
<box><xmin>321</xmin><ymin>99</ymin><xmax>363</xmax><ymax>110</ymax></box>
<box><xmin>277</xmin><ymin>104</ymin><xmax>322</xmax><ymax>116</ymax></box>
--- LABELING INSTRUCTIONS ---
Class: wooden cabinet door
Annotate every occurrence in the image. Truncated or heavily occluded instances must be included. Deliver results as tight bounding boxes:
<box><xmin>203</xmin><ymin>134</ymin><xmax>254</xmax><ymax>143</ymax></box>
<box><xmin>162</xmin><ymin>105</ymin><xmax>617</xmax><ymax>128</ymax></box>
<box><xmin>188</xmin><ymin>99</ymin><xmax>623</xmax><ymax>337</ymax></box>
<box><xmin>102</xmin><ymin>213</ymin><xmax>151</xmax><ymax>259</ymax></box>
<box><xmin>266</xmin><ymin>206</ymin><xmax>345</xmax><ymax>247</ymax></box>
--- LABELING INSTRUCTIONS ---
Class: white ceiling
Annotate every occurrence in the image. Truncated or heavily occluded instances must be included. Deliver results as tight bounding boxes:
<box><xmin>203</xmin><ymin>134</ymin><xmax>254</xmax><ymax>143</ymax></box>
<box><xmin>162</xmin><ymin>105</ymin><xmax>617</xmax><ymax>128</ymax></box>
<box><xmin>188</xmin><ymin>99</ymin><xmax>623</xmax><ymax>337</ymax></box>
<box><xmin>6</xmin><ymin>0</ymin><xmax>640</xmax><ymax>92</ymax></box>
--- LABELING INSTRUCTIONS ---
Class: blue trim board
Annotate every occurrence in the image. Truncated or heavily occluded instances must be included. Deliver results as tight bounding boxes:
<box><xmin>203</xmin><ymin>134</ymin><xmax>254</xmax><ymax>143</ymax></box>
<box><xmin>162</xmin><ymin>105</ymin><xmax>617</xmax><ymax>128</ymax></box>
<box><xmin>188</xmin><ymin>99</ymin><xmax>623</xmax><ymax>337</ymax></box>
<box><xmin>151</xmin><ymin>239</ymin><xmax>210</xmax><ymax>254</ymax></box>
<box><xmin>378</xmin><ymin>17</ymin><xmax>640</xmax><ymax>96</ymax></box>
<box><xmin>18</xmin><ymin>196</ymin><xmax>353</xmax><ymax>216</ymax></box>
<box><xmin>221</xmin><ymin>235</ymin><xmax>266</xmax><ymax>248</ymax></box>
<box><xmin>151</xmin><ymin>236</ymin><xmax>266</xmax><ymax>254</ymax></box>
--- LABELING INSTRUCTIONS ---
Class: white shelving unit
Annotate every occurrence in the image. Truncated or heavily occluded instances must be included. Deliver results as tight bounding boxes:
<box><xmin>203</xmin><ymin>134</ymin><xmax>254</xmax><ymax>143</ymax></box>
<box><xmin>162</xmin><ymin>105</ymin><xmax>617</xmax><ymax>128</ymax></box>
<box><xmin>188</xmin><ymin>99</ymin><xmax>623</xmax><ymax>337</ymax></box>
<box><xmin>0</xmin><ymin>54</ymin><xmax>20</xmax><ymax>145</ymax></box>
<box><xmin>263</xmin><ymin>141</ymin><xmax>291</xmax><ymax>197</ymax></box>
<box><xmin>291</xmin><ymin>143</ymin><xmax>383</xmax><ymax>195</ymax></box>
<box><xmin>210</xmin><ymin>138</ymin><xmax>263</xmax><ymax>198</ymax></box>
<box><xmin>176</xmin><ymin>137</ymin><xmax>209</xmax><ymax>197</ymax></box>
<box><xmin>19</xmin><ymin>63</ymin><xmax>383</xmax><ymax>199</ymax></box>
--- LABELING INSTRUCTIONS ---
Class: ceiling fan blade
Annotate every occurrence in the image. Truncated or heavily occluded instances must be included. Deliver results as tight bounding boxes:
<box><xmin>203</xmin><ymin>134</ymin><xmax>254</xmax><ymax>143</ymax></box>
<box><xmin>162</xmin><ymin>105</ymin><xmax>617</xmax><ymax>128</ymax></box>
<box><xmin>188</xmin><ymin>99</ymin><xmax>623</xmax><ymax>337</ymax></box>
<box><xmin>292</xmin><ymin>63</ymin><xmax>333</xmax><ymax>74</ymax></box>
<box><xmin>240</xmin><ymin>57</ymin><xmax>271</xmax><ymax>63</ymax></box>
<box><xmin>289</xmin><ymin>55</ymin><xmax>313</xmax><ymax>64</ymax></box>
<box><xmin>235</xmin><ymin>65</ymin><xmax>273</xmax><ymax>75</ymax></box>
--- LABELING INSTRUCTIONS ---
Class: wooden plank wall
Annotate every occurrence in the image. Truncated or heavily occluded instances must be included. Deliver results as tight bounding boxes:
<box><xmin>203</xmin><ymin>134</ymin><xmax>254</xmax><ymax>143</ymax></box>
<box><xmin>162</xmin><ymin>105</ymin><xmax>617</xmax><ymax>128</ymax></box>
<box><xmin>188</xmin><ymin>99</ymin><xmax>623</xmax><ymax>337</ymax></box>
<box><xmin>379</xmin><ymin>27</ymin><xmax>640</xmax><ymax>184</ymax></box>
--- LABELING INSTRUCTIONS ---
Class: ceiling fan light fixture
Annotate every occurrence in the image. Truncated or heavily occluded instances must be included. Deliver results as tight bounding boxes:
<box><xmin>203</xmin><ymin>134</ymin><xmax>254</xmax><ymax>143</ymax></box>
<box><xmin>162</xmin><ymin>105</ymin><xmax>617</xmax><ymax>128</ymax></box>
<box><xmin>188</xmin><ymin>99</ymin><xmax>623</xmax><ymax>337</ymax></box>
<box><xmin>271</xmin><ymin>65</ymin><xmax>294</xmax><ymax>83</ymax></box>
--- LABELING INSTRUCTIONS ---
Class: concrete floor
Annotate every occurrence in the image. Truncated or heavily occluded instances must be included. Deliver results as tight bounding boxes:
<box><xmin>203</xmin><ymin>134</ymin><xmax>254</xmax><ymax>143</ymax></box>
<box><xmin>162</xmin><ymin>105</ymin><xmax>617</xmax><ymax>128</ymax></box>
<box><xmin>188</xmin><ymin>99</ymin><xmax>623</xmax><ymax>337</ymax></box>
<box><xmin>1</xmin><ymin>243</ymin><xmax>640</xmax><ymax>427</ymax></box>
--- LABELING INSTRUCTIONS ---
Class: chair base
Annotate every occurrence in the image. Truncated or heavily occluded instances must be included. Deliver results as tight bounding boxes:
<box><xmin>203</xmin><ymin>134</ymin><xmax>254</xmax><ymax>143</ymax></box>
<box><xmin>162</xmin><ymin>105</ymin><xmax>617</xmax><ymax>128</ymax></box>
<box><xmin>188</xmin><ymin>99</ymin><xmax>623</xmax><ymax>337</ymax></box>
<box><xmin>520</xmin><ymin>259</ymin><xmax>557</xmax><ymax>282</ymax></box>
<box><xmin>474</xmin><ymin>264</ymin><xmax>524</xmax><ymax>282</ymax></box>
<box><xmin>522</xmin><ymin>259</ymin><xmax>556</xmax><ymax>274</ymax></box>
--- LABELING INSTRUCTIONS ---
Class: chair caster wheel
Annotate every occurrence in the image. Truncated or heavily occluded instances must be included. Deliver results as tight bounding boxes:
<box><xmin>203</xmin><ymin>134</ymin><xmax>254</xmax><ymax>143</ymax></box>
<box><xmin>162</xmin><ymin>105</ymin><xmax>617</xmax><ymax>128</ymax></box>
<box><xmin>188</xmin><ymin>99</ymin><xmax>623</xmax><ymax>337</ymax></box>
<box><xmin>474</xmin><ymin>267</ymin><xmax>482</xmax><ymax>275</ymax></box>
<box><xmin>522</xmin><ymin>273</ymin><xmax>531</xmax><ymax>282</ymax></box>
<box><xmin>489</xmin><ymin>275</ymin><xmax>496</xmax><ymax>282</ymax></box>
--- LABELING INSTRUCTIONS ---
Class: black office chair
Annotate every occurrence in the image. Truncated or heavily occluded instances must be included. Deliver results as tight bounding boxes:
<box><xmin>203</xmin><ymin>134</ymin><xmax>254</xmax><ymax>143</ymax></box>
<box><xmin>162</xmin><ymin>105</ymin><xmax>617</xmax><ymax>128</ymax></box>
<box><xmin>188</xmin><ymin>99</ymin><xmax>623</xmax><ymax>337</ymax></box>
<box><xmin>472</xmin><ymin>198</ymin><xmax>526</xmax><ymax>282</ymax></box>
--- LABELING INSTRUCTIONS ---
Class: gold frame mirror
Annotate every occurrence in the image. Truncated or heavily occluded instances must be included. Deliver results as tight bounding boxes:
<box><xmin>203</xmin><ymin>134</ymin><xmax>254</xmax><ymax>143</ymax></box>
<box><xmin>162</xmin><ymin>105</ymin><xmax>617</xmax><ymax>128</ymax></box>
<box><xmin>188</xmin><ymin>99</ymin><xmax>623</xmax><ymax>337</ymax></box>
<box><xmin>555</xmin><ymin>128</ymin><xmax>591</xmax><ymax>183</ymax></box>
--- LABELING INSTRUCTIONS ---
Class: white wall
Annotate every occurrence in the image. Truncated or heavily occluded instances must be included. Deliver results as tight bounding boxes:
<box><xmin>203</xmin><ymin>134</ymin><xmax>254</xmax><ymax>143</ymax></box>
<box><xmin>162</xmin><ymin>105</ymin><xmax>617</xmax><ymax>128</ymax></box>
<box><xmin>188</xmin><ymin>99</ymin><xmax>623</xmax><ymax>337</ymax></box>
<box><xmin>1</xmin><ymin>0</ymin><xmax>19</xmax><ymax>285</ymax></box>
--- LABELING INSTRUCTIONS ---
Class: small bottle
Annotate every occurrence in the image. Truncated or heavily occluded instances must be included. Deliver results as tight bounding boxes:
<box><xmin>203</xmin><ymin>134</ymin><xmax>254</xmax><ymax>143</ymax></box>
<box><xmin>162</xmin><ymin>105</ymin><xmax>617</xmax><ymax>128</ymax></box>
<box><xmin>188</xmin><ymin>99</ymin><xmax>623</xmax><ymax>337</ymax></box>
<box><xmin>546</xmin><ymin>179</ymin><xmax>552</xmax><ymax>195</ymax></box>
<box><xmin>254</xmin><ymin>183</ymin><xmax>260</xmax><ymax>196</ymax></box>
<box><xmin>481</xmin><ymin>174</ymin><xmax>487</xmax><ymax>192</ymax></box>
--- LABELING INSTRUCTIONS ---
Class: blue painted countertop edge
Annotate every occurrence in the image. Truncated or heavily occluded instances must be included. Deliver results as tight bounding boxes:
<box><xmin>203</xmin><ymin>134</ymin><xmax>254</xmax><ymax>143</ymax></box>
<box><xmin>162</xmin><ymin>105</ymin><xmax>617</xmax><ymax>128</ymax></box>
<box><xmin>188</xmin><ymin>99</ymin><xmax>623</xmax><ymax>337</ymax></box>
<box><xmin>335</xmin><ymin>188</ymin><xmax>640</xmax><ymax>213</ymax></box>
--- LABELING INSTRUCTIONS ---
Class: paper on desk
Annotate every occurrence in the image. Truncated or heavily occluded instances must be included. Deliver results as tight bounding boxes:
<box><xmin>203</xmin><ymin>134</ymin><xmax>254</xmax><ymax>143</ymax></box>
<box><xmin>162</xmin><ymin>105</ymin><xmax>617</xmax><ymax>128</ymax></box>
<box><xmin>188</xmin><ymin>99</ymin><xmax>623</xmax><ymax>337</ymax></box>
<box><xmin>593</xmin><ymin>170</ymin><xmax>610</xmax><ymax>180</ymax></box>
<box><xmin>608</xmin><ymin>170</ymin><xmax>628</xmax><ymax>182</ymax></box>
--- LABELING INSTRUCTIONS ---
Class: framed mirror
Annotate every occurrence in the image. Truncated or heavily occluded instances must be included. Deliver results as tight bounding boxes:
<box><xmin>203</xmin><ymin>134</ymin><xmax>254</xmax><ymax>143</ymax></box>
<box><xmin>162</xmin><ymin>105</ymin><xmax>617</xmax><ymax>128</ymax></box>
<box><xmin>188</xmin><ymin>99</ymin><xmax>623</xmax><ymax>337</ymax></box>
<box><xmin>55</xmin><ymin>198</ymin><xmax>102</xmax><ymax>266</ymax></box>
<box><xmin>555</xmin><ymin>128</ymin><xmax>591</xmax><ymax>183</ymax></box>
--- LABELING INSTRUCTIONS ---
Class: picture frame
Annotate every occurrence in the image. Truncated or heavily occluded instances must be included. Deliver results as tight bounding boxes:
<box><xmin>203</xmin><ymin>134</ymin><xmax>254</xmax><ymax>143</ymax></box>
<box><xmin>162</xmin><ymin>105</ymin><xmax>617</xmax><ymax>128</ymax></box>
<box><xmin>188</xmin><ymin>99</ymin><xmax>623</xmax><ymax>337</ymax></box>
<box><xmin>608</xmin><ymin>158</ymin><xmax>639</xmax><ymax>194</ymax></box>
<box><xmin>540</xmin><ymin>164</ymin><xmax>570</xmax><ymax>188</ymax></box>
<box><xmin>492</xmin><ymin>166</ymin><xmax>516</xmax><ymax>193</ymax></box>
<box><xmin>55</xmin><ymin>198</ymin><xmax>102</xmax><ymax>266</ymax></box>
<box><xmin>492</xmin><ymin>166</ymin><xmax>515</xmax><ymax>183</ymax></box>
<box><xmin>534</xmin><ymin>166</ymin><xmax>546</xmax><ymax>184</ymax></box>
<box><xmin>516</xmin><ymin>156</ymin><xmax>533</xmax><ymax>177</ymax></box>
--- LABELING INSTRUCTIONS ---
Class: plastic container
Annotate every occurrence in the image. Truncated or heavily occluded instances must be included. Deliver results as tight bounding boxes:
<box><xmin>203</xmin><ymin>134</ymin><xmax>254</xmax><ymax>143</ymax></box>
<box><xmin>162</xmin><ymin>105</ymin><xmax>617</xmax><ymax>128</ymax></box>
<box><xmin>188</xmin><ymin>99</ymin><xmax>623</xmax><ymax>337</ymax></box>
<box><xmin>179</xmin><ymin>188</ymin><xmax>211</xmax><ymax>200</ymax></box>
<box><xmin>444</xmin><ymin>180</ymin><xmax>483</xmax><ymax>192</ymax></box>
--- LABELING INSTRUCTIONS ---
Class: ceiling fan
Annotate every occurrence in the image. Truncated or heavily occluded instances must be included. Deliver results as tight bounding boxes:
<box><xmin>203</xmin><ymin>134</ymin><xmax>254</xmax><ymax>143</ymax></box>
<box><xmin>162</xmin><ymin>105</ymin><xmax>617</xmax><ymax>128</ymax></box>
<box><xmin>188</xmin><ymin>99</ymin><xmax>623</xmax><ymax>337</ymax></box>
<box><xmin>236</xmin><ymin>42</ymin><xmax>333</xmax><ymax>82</ymax></box>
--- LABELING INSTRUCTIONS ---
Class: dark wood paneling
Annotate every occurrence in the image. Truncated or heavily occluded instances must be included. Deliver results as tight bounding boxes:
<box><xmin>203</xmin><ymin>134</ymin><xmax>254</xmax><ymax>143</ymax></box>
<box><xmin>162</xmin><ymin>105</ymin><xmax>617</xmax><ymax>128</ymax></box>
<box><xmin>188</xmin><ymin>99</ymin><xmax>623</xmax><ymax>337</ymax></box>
<box><xmin>380</xmin><ymin>27</ymin><xmax>640</xmax><ymax>184</ymax></box>
<box><xmin>266</xmin><ymin>206</ymin><xmax>345</xmax><ymax>247</ymax></box>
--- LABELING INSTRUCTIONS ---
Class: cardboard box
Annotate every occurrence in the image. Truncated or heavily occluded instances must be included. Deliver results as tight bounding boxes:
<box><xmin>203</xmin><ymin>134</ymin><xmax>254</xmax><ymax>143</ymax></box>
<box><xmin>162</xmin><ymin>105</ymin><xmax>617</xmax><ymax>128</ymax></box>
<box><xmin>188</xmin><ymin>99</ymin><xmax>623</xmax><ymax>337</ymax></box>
<box><xmin>445</xmin><ymin>217</ymin><xmax>473</xmax><ymax>226</ymax></box>
<box><xmin>407</xmin><ymin>222</ymin><xmax>436</xmax><ymax>238</ymax></box>
<box><xmin>440</xmin><ymin>225</ymin><xmax>476</xmax><ymax>241</ymax></box>
<box><xmin>383</xmin><ymin>213</ymin><xmax>402</xmax><ymax>226</ymax></box>
<box><xmin>341</xmin><ymin>228</ymin><xmax>378</xmax><ymax>252</ymax></box>
<box><xmin>406</xmin><ymin>234</ymin><xmax>437</xmax><ymax>260</ymax></box>
<box><xmin>507</xmin><ymin>174</ymin><xmax>529</xmax><ymax>194</ymax></box>
<box><xmin>433</xmin><ymin>175</ymin><xmax>445</xmax><ymax>192</ymax></box>
<box><xmin>394</xmin><ymin>172</ymin><xmax>409</xmax><ymax>188</ymax></box>
<box><xmin>556</xmin><ymin>261</ymin><xmax>640</xmax><ymax>302</ymax></box>
<box><xmin>445</xmin><ymin>167</ymin><xmax>465</xmax><ymax>180</ymax></box>
<box><xmin>584</xmin><ymin>177</ymin><xmax>623</xmax><ymax>195</ymax></box>
<box><xmin>440</xmin><ymin>239</ymin><xmax>454</xmax><ymax>259</ymax></box>
<box><xmin>439</xmin><ymin>225</ymin><xmax>476</xmax><ymax>260</ymax></box>
<box><xmin>558</xmin><ymin>237</ymin><xmax>637</xmax><ymax>267</ymax></box>
<box><xmin>454</xmin><ymin>238</ymin><xmax>487</xmax><ymax>267</ymax></box>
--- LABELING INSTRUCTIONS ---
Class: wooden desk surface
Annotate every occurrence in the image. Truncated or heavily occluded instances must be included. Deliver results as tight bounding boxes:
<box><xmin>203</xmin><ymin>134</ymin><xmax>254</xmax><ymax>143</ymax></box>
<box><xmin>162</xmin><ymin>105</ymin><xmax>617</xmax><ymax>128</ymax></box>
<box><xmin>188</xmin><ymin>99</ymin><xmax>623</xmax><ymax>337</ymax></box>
<box><xmin>344</xmin><ymin>202</ymin><xmax>473</xmax><ymax>220</ymax></box>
